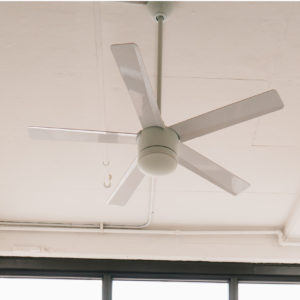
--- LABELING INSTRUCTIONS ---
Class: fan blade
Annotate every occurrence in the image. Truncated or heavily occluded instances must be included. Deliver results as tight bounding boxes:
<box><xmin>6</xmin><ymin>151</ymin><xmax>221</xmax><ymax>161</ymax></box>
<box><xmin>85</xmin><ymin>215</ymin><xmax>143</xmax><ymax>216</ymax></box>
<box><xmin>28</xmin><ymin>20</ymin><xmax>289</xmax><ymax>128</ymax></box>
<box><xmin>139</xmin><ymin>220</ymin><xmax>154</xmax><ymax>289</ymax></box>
<box><xmin>178</xmin><ymin>143</ymin><xmax>250</xmax><ymax>195</ymax></box>
<box><xmin>171</xmin><ymin>89</ymin><xmax>284</xmax><ymax>142</ymax></box>
<box><xmin>28</xmin><ymin>127</ymin><xmax>137</xmax><ymax>144</ymax></box>
<box><xmin>111</xmin><ymin>43</ymin><xmax>164</xmax><ymax>128</ymax></box>
<box><xmin>106</xmin><ymin>159</ymin><xmax>145</xmax><ymax>206</ymax></box>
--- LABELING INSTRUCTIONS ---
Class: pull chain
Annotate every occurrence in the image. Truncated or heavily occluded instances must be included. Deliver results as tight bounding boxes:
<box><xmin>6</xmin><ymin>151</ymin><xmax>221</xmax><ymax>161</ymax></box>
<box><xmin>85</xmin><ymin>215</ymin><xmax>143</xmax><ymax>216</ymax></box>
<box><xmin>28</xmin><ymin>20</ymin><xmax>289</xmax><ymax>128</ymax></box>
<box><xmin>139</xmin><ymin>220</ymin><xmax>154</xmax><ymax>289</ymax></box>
<box><xmin>103</xmin><ymin>160</ymin><xmax>112</xmax><ymax>188</ymax></box>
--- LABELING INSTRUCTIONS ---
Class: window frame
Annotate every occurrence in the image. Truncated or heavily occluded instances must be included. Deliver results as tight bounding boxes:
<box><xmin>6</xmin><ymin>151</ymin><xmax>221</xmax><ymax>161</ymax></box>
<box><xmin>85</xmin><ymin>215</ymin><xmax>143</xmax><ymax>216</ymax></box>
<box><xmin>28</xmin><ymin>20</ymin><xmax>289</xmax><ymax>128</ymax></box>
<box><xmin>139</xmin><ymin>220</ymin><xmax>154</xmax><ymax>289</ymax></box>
<box><xmin>1</xmin><ymin>257</ymin><xmax>300</xmax><ymax>300</ymax></box>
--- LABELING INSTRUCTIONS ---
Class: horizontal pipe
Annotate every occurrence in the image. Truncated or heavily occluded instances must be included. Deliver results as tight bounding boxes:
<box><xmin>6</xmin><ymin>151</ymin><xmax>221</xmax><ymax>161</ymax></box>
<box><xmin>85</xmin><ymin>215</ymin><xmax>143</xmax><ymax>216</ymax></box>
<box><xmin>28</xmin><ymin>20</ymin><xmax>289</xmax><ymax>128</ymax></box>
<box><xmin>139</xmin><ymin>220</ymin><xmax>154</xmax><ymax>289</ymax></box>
<box><xmin>0</xmin><ymin>221</ymin><xmax>298</xmax><ymax>246</ymax></box>
<box><xmin>0</xmin><ymin>221</ymin><xmax>279</xmax><ymax>234</ymax></box>
<box><xmin>0</xmin><ymin>222</ymin><xmax>285</xmax><ymax>238</ymax></box>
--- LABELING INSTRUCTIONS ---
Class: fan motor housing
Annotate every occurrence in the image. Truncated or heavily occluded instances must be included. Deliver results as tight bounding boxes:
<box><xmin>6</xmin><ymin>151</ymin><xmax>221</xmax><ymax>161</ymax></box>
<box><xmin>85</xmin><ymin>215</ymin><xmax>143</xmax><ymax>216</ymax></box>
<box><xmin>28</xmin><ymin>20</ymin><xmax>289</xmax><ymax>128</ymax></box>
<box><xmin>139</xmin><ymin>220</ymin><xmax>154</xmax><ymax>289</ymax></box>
<box><xmin>137</xmin><ymin>126</ymin><xmax>179</xmax><ymax>176</ymax></box>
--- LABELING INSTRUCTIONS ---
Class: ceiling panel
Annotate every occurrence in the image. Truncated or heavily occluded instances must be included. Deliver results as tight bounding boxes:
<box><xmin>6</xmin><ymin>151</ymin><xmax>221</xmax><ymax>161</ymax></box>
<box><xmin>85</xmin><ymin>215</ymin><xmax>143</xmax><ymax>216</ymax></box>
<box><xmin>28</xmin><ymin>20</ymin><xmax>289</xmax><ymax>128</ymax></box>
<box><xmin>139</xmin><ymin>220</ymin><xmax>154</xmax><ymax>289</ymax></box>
<box><xmin>163</xmin><ymin>2</ymin><xmax>290</xmax><ymax>79</ymax></box>
<box><xmin>0</xmin><ymin>139</ymin><xmax>149</xmax><ymax>223</ymax></box>
<box><xmin>253</xmin><ymin>80</ymin><xmax>300</xmax><ymax>146</ymax></box>
<box><xmin>0</xmin><ymin>2</ymin><xmax>96</xmax><ymax>72</ymax></box>
<box><xmin>272</xmin><ymin>6</ymin><xmax>300</xmax><ymax>80</ymax></box>
<box><xmin>153</xmin><ymin>191</ymin><xmax>296</xmax><ymax>228</ymax></box>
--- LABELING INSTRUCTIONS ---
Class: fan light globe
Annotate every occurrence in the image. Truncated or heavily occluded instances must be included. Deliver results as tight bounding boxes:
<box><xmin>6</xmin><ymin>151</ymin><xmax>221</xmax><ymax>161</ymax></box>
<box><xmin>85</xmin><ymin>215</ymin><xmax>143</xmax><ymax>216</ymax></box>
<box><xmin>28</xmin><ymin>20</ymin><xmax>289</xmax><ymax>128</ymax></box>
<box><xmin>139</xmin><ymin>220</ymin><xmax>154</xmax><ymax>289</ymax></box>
<box><xmin>138</xmin><ymin>146</ymin><xmax>177</xmax><ymax>176</ymax></box>
<box><xmin>137</xmin><ymin>127</ymin><xmax>179</xmax><ymax>176</ymax></box>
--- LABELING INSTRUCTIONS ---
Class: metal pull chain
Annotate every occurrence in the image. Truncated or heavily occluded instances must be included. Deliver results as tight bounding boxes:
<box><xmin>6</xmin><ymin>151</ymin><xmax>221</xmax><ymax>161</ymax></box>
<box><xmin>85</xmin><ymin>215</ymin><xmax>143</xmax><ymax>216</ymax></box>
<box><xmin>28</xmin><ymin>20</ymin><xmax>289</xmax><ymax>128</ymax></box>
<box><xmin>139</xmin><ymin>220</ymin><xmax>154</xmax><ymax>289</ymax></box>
<box><xmin>103</xmin><ymin>160</ymin><xmax>112</xmax><ymax>188</ymax></box>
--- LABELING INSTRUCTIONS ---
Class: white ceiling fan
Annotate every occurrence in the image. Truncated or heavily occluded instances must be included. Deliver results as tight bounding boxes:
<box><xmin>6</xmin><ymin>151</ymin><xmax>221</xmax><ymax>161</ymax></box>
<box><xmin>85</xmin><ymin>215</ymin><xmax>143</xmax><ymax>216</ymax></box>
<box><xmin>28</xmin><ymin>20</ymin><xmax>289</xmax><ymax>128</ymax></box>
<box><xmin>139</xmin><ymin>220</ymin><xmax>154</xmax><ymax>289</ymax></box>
<box><xmin>29</xmin><ymin>42</ymin><xmax>284</xmax><ymax>206</ymax></box>
<box><xmin>28</xmin><ymin>5</ymin><xmax>284</xmax><ymax>206</ymax></box>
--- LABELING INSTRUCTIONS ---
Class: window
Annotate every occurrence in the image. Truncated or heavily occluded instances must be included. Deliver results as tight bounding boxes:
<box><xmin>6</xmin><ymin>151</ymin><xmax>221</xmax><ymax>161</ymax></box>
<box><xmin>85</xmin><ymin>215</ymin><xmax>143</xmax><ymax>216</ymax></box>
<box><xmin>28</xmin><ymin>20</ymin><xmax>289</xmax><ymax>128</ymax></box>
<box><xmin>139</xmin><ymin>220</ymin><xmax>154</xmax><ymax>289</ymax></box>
<box><xmin>113</xmin><ymin>280</ymin><xmax>228</xmax><ymax>300</ymax></box>
<box><xmin>1</xmin><ymin>257</ymin><xmax>300</xmax><ymax>300</ymax></box>
<box><xmin>239</xmin><ymin>283</ymin><xmax>300</xmax><ymax>300</ymax></box>
<box><xmin>0</xmin><ymin>278</ymin><xmax>102</xmax><ymax>300</ymax></box>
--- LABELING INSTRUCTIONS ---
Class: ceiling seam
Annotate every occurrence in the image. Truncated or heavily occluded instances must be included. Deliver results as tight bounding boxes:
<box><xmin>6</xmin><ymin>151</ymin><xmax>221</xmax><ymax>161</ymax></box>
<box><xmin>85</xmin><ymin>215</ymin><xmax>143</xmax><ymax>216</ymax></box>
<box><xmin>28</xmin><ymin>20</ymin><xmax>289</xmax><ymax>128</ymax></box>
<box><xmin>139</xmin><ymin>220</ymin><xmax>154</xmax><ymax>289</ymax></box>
<box><xmin>162</xmin><ymin>75</ymin><xmax>268</xmax><ymax>82</ymax></box>
<box><xmin>156</xmin><ymin>191</ymin><xmax>297</xmax><ymax>195</ymax></box>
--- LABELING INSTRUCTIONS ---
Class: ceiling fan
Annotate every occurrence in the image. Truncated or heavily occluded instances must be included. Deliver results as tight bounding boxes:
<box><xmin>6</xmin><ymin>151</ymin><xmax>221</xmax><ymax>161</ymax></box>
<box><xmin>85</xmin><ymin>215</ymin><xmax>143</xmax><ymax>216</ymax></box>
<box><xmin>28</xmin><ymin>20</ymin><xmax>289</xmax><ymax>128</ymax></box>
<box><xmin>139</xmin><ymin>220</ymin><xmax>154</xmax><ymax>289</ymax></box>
<box><xmin>29</xmin><ymin>42</ymin><xmax>284</xmax><ymax>206</ymax></box>
<box><xmin>28</xmin><ymin>5</ymin><xmax>284</xmax><ymax>206</ymax></box>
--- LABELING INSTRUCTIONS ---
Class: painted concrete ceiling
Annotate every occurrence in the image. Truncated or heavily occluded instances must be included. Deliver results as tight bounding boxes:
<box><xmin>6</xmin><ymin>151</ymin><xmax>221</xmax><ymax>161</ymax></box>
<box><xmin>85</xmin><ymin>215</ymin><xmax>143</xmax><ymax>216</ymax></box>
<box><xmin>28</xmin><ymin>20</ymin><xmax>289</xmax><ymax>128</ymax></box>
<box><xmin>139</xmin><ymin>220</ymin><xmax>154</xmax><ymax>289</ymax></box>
<box><xmin>0</xmin><ymin>2</ymin><xmax>300</xmax><ymax>239</ymax></box>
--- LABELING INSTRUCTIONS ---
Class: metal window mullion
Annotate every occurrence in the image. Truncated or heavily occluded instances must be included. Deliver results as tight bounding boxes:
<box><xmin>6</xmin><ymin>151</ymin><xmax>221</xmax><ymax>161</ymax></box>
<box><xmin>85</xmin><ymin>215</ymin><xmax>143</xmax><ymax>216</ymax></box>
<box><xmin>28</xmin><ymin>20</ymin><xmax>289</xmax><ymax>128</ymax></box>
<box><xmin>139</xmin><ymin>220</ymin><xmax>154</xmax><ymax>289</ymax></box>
<box><xmin>229</xmin><ymin>277</ymin><xmax>238</xmax><ymax>300</ymax></box>
<box><xmin>102</xmin><ymin>274</ymin><xmax>112</xmax><ymax>300</ymax></box>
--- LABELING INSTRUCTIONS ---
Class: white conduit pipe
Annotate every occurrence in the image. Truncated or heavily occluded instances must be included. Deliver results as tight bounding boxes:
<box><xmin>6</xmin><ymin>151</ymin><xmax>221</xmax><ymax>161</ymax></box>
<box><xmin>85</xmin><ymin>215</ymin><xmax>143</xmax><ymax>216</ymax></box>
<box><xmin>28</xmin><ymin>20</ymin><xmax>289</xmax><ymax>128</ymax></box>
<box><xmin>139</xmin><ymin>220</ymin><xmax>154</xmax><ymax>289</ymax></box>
<box><xmin>0</xmin><ymin>224</ymin><xmax>279</xmax><ymax>236</ymax></box>
<box><xmin>0</xmin><ymin>222</ymin><xmax>297</xmax><ymax>247</ymax></box>
<box><xmin>105</xmin><ymin>178</ymin><xmax>155</xmax><ymax>229</ymax></box>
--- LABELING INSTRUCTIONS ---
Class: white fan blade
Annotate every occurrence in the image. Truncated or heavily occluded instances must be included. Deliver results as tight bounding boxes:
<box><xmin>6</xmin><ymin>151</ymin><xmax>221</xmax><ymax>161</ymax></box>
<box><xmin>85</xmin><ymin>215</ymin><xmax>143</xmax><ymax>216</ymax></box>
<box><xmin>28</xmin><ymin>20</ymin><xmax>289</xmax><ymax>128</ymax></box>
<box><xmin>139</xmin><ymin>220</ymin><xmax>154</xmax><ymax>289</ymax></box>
<box><xmin>111</xmin><ymin>43</ymin><xmax>164</xmax><ymax>128</ymax></box>
<box><xmin>106</xmin><ymin>159</ymin><xmax>145</xmax><ymax>206</ymax></box>
<box><xmin>171</xmin><ymin>89</ymin><xmax>284</xmax><ymax>142</ymax></box>
<box><xmin>178</xmin><ymin>143</ymin><xmax>250</xmax><ymax>195</ymax></box>
<box><xmin>29</xmin><ymin>127</ymin><xmax>137</xmax><ymax>144</ymax></box>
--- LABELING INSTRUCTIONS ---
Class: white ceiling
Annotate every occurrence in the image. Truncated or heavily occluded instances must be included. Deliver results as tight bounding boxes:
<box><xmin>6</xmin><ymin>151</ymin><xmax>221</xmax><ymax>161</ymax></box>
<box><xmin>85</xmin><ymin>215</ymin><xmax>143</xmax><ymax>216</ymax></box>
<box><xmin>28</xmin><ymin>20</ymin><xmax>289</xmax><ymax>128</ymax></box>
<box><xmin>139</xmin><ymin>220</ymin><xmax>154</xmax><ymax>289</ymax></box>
<box><xmin>0</xmin><ymin>2</ymin><xmax>300</xmax><ymax>236</ymax></box>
